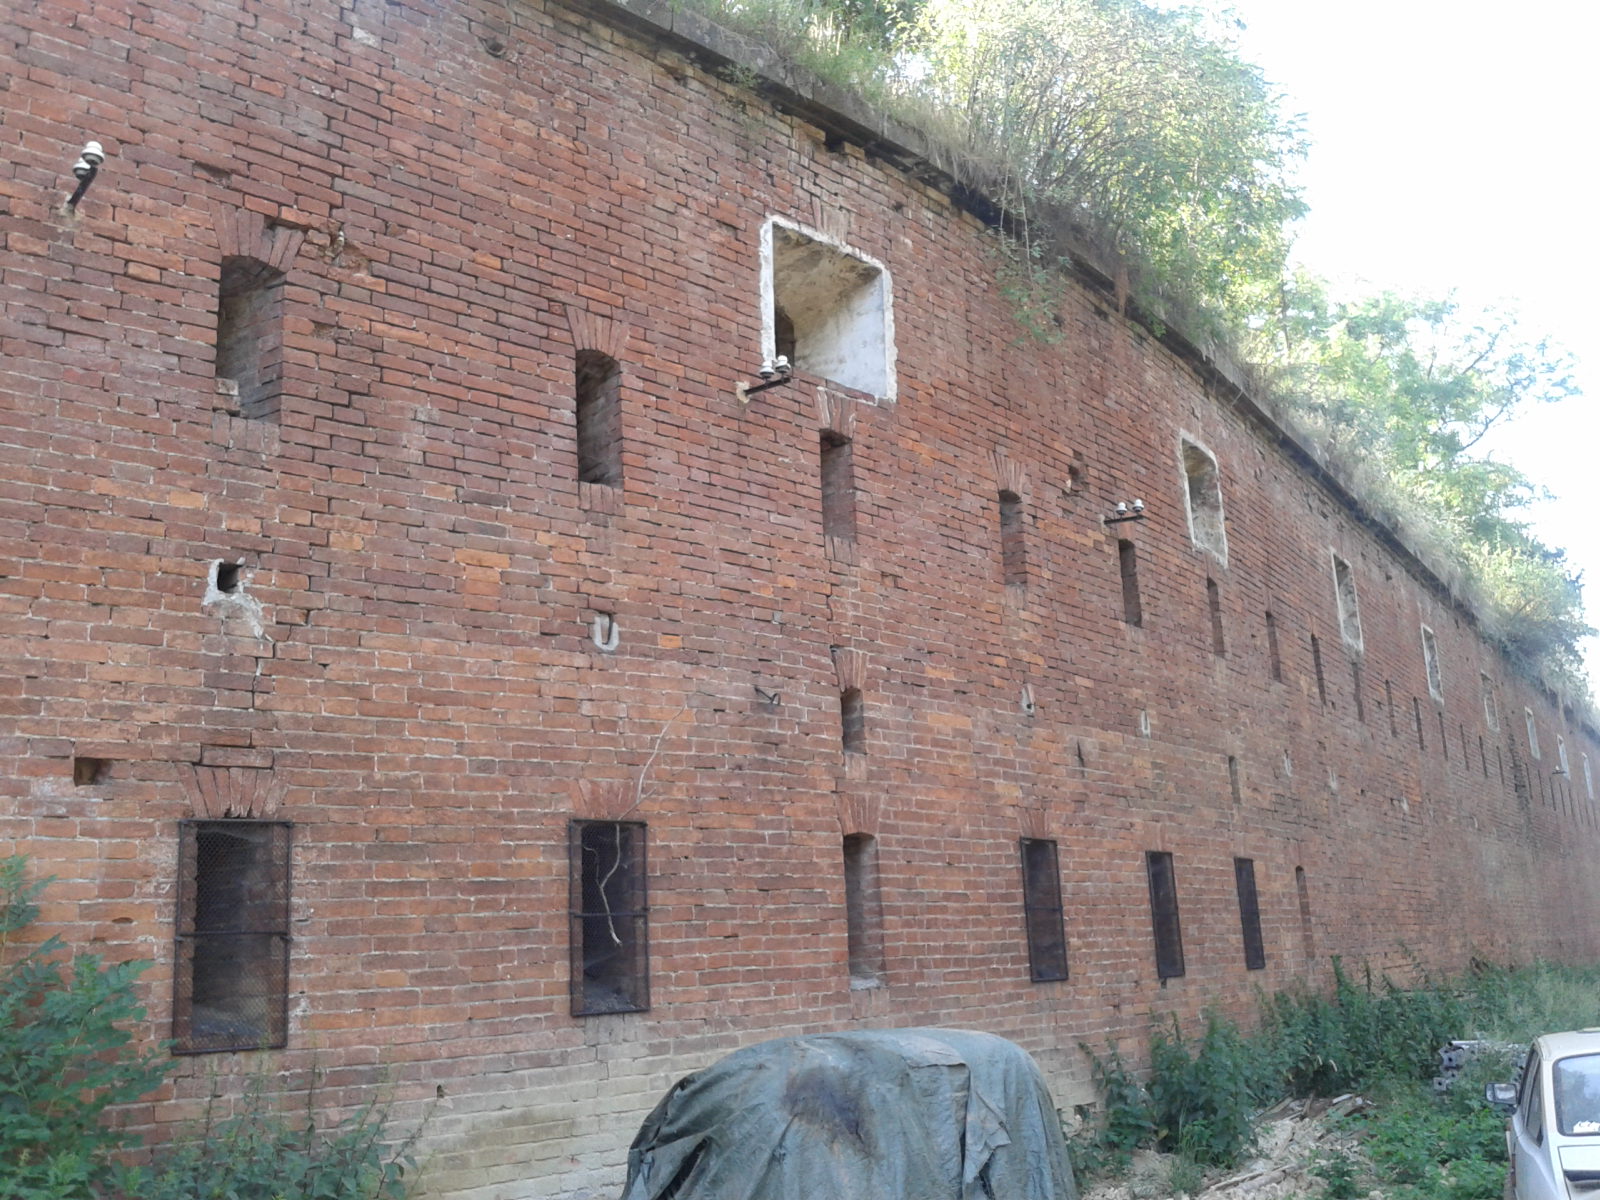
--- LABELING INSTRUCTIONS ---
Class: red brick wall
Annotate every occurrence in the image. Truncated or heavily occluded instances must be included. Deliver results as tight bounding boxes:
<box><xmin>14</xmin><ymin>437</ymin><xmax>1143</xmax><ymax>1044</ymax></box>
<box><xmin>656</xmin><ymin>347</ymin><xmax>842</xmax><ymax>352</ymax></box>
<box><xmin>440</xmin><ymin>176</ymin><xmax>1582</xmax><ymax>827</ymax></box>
<box><xmin>3</xmin><ymin>0</ymin><xmax>1597</xmax><ymax>1195</ymax></box>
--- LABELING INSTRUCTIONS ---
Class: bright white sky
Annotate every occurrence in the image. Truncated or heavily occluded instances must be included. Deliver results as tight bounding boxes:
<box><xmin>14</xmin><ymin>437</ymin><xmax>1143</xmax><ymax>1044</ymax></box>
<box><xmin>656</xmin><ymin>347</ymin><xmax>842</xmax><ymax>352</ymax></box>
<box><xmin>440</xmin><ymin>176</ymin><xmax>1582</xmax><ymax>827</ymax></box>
<box><xmin>1209</xmin><ymin>0</ymin><xmax>1600</xmax><ymax>678</ymax></box>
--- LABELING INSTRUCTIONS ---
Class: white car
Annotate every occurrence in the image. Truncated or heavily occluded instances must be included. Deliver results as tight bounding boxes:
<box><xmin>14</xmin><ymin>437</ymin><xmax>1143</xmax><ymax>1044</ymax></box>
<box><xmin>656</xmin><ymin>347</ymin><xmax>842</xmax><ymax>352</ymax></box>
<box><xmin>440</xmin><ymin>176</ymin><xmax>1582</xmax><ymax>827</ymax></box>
<box><xmin>1489</xmin><ymin>1030</ymin><xmax>1600</xmax><ymax>1199</ymax></box>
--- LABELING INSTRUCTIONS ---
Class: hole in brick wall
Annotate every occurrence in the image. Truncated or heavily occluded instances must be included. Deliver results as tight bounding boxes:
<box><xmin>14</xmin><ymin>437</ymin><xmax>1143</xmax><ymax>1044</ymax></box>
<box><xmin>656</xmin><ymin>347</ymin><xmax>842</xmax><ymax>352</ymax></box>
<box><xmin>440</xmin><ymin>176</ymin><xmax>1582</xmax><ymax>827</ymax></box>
<box><xmin>216</xmin><ymin>562</ymin><xmax>242</xmax><ymax>593</ymax></box>
<box><xmin>1421</xmin><ymin>625</ymin><xmax>1443</xmax><ymax>700</ymax></box>
<box><xmin>840</xmin><ymin>687</ymin><xmax>866</xmax><ymax>755</ymax></box>
<box><xmin>1180</xmin><ymin>439</ymin><xmax>1227</xmax><ymax>562</ymax></box>
<box><xmin>767</xmin><ymin>221</ymin><xmax>891</xmax><ymax>397</ymax></box>
<box><xmin>1331</xmin><ymin>553</ymin><xmax>1363</xmax><ymax>651</ymax></box>
<box><xmin>998</xmin><ymin>490</ymin><xmax>1026</xmax><ymax>586</ymax></box>
<box><xmin>575</xmin><ymin>350</ymin><xmax>623</xmax><ymax>486</ymax></box>
<box><xmin>1117</xmin><ymin>539</ymin><xmax>1142</xmax><ymax>627</ymax></box>
<box><xmin>1145</xmin><ymin>851</ymin><xmax>1185</xmax><ymax>981</ymax></box>
<box><xmin>1310</xmin><ymin>634</ymin><xmax>1327</xmax><ymax>706</ymax></box>
<box><xmin>1525</xmin><ymin>708</ymin><xmax>1540</xmax><ymax>759</ymax></box>
<box><xmin>570</xmin><ymin>819</ymin><xmax>649</xmax><ymax>1016</ymax></box>
<box><xmin>1207</xmin><ymin>577</ymin><xmax>1225</xmax><ymax>656</ymax></box>
<box><xmin>1234</xmin><ymin>857</ymin><xmax>1266</xmax><ymax>970</ymax></box>
<box><xmin>1385</xmin><ymin>679</ymin><xmax>1398</xmax><ymax>736</ymax></box>
<box><xmin>1438</xmin><ymin>710</ymin><xmax>1449</xmax><ymax>759</ymax></box>
<box><xmin>843</xmin><ymin>833</ymin><xmax>885</xmax><ymax>985</ymax></box>
<box><xmin>1227</xmin><ymin>755</ymin><xmax>1242</xmax><ymax>805</ymax></box>
<box><xmin>1481</xmin><ymin>673</ymin><xmax>1499</xmax><ymax>730</ymax></box>
<box><xmin>73</xmin><ymin>757</ymin><xmax>109</xmax><ymax>786</ymax></box>
<box><xmin>1414</xmin><ymin>697</ymin><xmax>1426</xmax><ymax>750</ymax></box>
<box><xmin>1020</xmin><ymin>838</ymin><xmax>1068</xmax><ymax>982</ymax></box>
<box><xmin>1481</xmin><ymin>735</ymin><xmax>1490</xmax><ymax>777</ymax></box>
<box><xmin>216</xmin><ymin>256</ymin><xmax>286</xmax><ymax>422</ymax></box>
<box><xmin>820</xmin><ymin>432</ymin><xmax>857</xmax><ymax>550</ymax></box>
<box><xmin>1350</xmin><ymin>659</ymin><xmax>1365</xmax><ymax>722</ymax></box>
<box><xmin>1282</xmin><ymin>748</ymin><xmax>1293</xmax><ymax>777</ymax></box>
<box><xmin>1265</xmin><ymin>610</ymin><xmax>1283</xmax><ymax>681</ymax></box>
<box><xmin>1585</xmin><ymin>753</ymin><xmax>1594</xmax><ymax>800</ymax></box>
<box><xmin>1497</xmin><ymin>745</ymin><xmax>1505</xmax><ymax>786</ymax></box>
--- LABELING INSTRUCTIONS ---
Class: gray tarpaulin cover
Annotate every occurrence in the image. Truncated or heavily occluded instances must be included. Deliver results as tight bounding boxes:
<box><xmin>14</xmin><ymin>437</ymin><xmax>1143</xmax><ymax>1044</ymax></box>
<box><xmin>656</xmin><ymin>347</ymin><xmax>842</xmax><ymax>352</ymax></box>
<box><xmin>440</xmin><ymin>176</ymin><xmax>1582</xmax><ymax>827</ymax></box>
<box><xmin>619</xmin><ymin>1028</ymin><xmax>1079</xmax><ymax>1200</ymax></box>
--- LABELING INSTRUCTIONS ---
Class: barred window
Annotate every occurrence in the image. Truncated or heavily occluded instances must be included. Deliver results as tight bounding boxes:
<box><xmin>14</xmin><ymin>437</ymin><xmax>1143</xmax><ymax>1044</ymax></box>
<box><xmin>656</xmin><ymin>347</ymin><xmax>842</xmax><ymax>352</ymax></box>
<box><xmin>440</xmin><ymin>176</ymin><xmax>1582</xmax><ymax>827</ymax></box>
<box><xmin>1234</xmin><ymin>857</ymin><xmax>1266</xmax><ymax>971</ymax></box>
<box><xmin>1020</xmin><ymin>838</ymin><xmax>1068</xmax><ymax>982</ymax></box>
<box><xmin>174</xmin><ymin>820</ymin><xmax>291</xmax><ymax>1054</ymax></box>
<box><xmin>570</xmin><ymin>820</ymin><xmax>649</xmax><ymax>1016</ymax></box>
<box><xmin>1145</xmin><ymin>851</ymin><xmax>1185</xmax><ymax>980</ymax></box>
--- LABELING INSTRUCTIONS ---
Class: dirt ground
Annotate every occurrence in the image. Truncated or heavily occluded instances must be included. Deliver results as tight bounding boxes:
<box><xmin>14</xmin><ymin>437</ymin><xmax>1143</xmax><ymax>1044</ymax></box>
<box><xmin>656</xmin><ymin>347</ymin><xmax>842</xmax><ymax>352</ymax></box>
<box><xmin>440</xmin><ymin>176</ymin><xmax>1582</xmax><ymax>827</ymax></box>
<box><xmin>1080</xmin><ymin>1096</ymin><xmax>1374</xmax><ymax>1200</ymax></box>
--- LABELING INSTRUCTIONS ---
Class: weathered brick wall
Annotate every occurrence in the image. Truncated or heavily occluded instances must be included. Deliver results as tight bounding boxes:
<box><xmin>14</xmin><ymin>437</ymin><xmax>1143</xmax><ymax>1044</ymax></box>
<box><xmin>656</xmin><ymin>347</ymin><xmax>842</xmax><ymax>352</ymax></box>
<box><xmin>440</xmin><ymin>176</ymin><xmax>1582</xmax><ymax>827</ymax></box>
<box><xmin>3</xmin><ymin>0</ymin><xmax>1598</xmax><ymax>1196</ymax></box>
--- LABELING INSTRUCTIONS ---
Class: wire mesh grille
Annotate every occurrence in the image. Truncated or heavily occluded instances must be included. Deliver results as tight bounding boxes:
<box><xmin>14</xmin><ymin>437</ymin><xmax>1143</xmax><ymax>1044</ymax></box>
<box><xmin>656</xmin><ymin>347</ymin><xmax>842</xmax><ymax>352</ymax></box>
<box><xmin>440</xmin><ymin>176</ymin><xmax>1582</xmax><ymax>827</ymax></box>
<box><xmin>1146</xmin><ymin>850</ymin><xmax>1185</xmax><ymax>981</ymax></box>
<box><xmin>569</xmin><ymin>820</ymin><xmax>649</xmax><ymax>1016</ymax></box>
<box><xmin>174</xmin><ymin>820</ymin><xmax>291</xmax><ymax>1053</ymax></box>
<box><xmin>1234</xmin><ymin>857</ymin><xmax>1266</xmax><ymax>971</ymax></box>
<box><xmin>1020</xmin><ymin>838</ymin><xmax>1068</xmax><ymax>982</ymax></box>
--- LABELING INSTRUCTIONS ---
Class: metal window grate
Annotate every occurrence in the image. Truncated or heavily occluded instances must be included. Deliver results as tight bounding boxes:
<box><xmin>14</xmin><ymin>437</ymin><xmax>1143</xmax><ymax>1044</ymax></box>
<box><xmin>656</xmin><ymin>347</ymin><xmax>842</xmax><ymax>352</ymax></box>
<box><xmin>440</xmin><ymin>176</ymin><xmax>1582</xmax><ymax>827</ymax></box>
<box><xmin>174</xmin><ymin>820</ymin><xmax>291</xmax><ymax>1054</ymax></box>
<box><xmin>1146</xmin><ymin>851</ymin><xmax>1185</xmax><ymax>980</ymax></box>
<box><xmin>1234</xmin><ymin>857</ymin><xmax>1266</xmax><ymax>971</ymax></box>
<box><xmin>570</xmin><ymin>820</ymin><xmax>649</xmax><ymax>1016</ymax></box>
<box><xmin>1020</xmin><ymin>838</ymin><xmax>1068</xmax><ymax>982</ymax></box>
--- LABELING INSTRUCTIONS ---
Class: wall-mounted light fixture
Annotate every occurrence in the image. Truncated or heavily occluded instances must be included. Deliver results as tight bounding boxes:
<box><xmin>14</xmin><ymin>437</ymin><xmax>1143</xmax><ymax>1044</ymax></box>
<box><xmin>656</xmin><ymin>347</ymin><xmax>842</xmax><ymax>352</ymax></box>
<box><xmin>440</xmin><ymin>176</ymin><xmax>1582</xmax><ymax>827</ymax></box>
<box><xmin>65</xmin><ymin>140</ymin><xmax>105</xmax><ymax>210</ymax></box>
<box><xmin>1103</xmin><ymin>498</ymin><xmax>1146</xmax><ymax>526</ymax></box>
<box><xmin>736</xmin><ymin>355</ymin><xmax>793</xmax><ymax>404</ymax></box>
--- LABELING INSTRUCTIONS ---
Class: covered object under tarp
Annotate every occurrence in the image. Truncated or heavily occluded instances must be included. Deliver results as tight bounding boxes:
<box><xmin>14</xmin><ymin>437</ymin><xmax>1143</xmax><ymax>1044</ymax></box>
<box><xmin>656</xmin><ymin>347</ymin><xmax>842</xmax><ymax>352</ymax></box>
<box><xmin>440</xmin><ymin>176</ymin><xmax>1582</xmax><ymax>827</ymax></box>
<box><xmin>619</xmin><ymin>1028</ymin><xmax>1079</xmax><ymax>1200</ymax></box>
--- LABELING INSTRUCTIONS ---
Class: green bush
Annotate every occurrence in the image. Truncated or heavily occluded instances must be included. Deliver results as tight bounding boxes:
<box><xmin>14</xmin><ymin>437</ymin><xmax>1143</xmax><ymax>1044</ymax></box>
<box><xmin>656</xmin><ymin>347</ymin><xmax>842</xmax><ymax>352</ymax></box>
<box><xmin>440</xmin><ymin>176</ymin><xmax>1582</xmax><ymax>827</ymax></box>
<box><xmin>1147</xmin><ymin>1013</ymin><xmax>1258</xmax><ymax>1168</ymax></box>
<box><xmin>0</xmin><ymin>856</ymin><xmax>170</xmax><ymax>1199</ymax></box>
<box><xmin>110</xmin><ymin>1072</ymin><xmax>423</xmax><ymax>1200</ymax></box>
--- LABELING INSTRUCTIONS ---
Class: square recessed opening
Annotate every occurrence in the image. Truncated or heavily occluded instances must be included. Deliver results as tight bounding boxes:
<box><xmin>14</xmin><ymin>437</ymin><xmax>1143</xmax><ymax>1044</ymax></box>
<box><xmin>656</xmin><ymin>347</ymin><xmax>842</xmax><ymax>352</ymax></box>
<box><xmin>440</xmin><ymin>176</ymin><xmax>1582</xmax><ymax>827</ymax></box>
<box><xmin>764</xmin><ymin>220</ymin><xmax>893</xmax><ymax>399</ymax></box>
<box><xmin>1331</xmin><ymin>553</ymin><xmax>1363</xmax><ymax>652</ymax></box>
<box><xmin>73</xmin><ymin>757</ymin><xmax>109</xmax><ymax>786</ymax></box>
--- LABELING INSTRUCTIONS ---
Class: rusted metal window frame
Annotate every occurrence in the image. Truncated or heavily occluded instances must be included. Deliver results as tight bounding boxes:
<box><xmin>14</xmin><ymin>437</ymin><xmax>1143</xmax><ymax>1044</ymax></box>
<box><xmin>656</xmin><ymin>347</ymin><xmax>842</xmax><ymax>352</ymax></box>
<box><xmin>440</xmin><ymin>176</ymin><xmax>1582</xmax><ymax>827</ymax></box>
<box><xmin>173</xmin><ymin>819</ymin><xmax>292</xmax><ymax>1055</ymax></box>
<box><xmin>1234</xmin><ymin>856</ymin><xmax>1267</xmax><ymax>971</ymax></box>
<box><xmin>1145</xmin><ymin>850</ymin><xmax>1185</xmax><ymax>981</ymax></box>
<box><xmin>1019</xmin><ymin>837</ymin><xmax>1069</xmax><ymax>982</ymax></box>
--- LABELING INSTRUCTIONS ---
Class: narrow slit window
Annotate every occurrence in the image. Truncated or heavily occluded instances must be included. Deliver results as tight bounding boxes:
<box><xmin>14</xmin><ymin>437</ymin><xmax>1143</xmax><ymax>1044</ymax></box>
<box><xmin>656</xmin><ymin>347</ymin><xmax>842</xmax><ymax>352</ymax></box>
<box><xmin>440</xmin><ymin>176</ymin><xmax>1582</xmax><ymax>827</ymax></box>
<box><xmin>174</xmin><ymin>819</ymin><xmax>291</xmax><ymax>1054</ymax></box>
<box><xmin>1207</xmin><ymin>578</ymin><xmax>1225</xmax><ymax>656</ymax></box>
<box><xmin>1145</xmin><ymin>851</ymin><xmax>1184</xmax><ymax>981</ymax></box>
<box><xmin>1413</xmin><ymin>697</ymin><xmax>1426</xmax><ymax>750</ymax></box>
<box><xmin>1310</xmin><ymin>635</ymin><xmax>1327</xmax><ymax>706</ymax></box>
<box><xmin>1350</xmin><ymin>658</ymin><xmax>1365</xmax><ymax>722</ymax></box>
<box><xmin>1525</xmin><ymin>708</ymin><xmax>1541</xmax><ymax>759</ymax></box>
<box><xmin>842</xmin><ymin>834</ymin><xmax>885</xmax><ymax>985</ymax></box>
<box><xmin>1228</xmin><ymin>755</ymin><xmax>1242</xmax><ymax>805</ymax></box>
<box><xmin>216</xmin><ymin>256</ymin><xmax>286</xmax><ymax>421</ymax></box>
<box><xmin>1265</xmin><ymin>611</ymin><xmax>1283</xmax><ymax>682</ymax></box>
<box><xmin>1019</xmin><ymin>838</ymin><xmax>1068</xmax><ymax>982</ymax></box>
<box><xmin>1234</xmin><ymin>857</ymin><xmax>1266</xmax><ymax>970</ymax></box>
<box><xmin>1385</xmin><ymin>679</ymin><xmax>1398</xmax><ymax>737</ymax></box>
<box><xmin>1295</xmin><ymin>866</ymin><xmax>1315</xmax><ymax>963</ymax></box>
<box><xmin>1558</xmin><ymin>735</ymin><xmax>1570</xmax><ymax>778</ymax></box>
<box><xmin>840</xmin><ymin>687</ymin><xmax>866</xmax><ymax>755</ymax></box>
<box><xmin>998</xmin><ymin>490</ymin><xmax>1026</xmax><ymax>586</ymax></box>
<box><xmin>575</xmin><ymin>350</ymin><xmax>623</xmax><ymax>486</ymax></box>
<box><xmin>1481</xmin><ymin>673</ymin><xmax>1499</xmax><ymax>731</ymax></box>
<box><xmin>1421</xmin><ymin>625</ymin><xmax>1443</xmax><ymax>700</ymax></box>
<box><xmin>1584</xmin><ymin>754</ymin><xmax>1593</xmax><ymax>801</ymax></box>
<box><xmin>765</xmin><ymin>219</ymin><xmax>893</xmax><ymax>398</ymax></box>
<box><xmin>1180</xmin><ymin>438</ymin><xmax>1228</xmax><ymax>562</ymax></box>
<box><xmin>1438</xmin><ymin>710</ymin><xmax>1449</xmax><ymax>759</ymax></box>
<box><xmin>570</xmin><ymin>820</ymin><xmax>649</xmax><ymax>1016</ymax></box>
<box><xmin>1331</xmin><ymin>553</ymin><xmax>1363</xmax><ymax>652</ymax></box>
<box><xmin>1118</xmin><ymin>539</ymin><xmax>1143</xmax><ymax>627</ymax></box>
<box><xmin>820</xmin><ymin>432</ymin><xmax>857</xmax><ymax>551</ymax></box>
